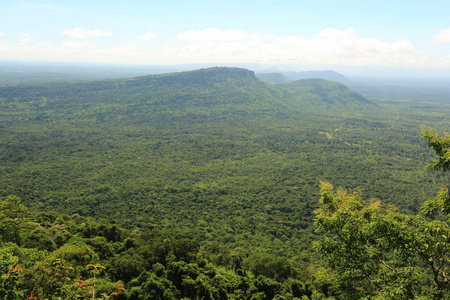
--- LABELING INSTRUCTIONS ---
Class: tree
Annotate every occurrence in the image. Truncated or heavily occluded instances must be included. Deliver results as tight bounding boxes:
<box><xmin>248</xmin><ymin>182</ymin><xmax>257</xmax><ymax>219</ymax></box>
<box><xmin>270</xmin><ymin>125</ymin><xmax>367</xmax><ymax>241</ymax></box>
<box><xmin>0</xmin><ymin>248</ymin><xmax>24</xmax><ymax>300</ymax></box>
<box><xmin>243</xmin><ymin>253</ymin><xmax>295</xmax><ymax>280</ymax></box>
<box><xmin>0</xmin><ymin>196</ymin><xmax>27</xmax><ymax>245</ymax></box>
<box><xmin>314</xmin><ymin>127</ymin><xmax>450</xmax><ymax>299</ymax></box>
<box><xmin>421</xmin><ymin>126</ymin><xmax>450</xmax><ymax>172</ymax></box>
<box><xmin>0</xmin><ymin>195</ymin><xmax>27</xmax><ymax>219</ymax></box>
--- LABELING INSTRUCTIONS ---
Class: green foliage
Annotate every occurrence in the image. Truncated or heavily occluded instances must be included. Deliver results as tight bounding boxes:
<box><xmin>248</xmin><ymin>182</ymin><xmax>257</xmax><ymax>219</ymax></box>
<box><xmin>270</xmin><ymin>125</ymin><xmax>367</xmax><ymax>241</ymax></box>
<box><xmin>243</xmin><ymin>253</ymin><xmax>296</xmax><ymax>279</ymax></box>
<box><xmin>280</xmin><ymin>78</ymin><xmax>374</xmax><ymax>111</ymax></box>
<box><xmin>0</xmin><ymin>195</ymin><xmax>27</xmax><ymax>219</ymax></box>
<box><xmin>109</xmin><ymin>251</ymin><xmax>146</xmax><ymax>282</ymax></box>
<box><xmin>126</xmin><ymin>271</ymin><xmax>179</xmax><ymax>300</ymax></box>
<box><xmin>314</xmin><ymin>128</ymin><xmax>450</xmax><ymax>299</ymax></box>
<box><xmin>0</xmin><ymin>206</ymin><xmax>311</xmax><ymax>299</ymax></box>
<box><xmin>315</xmin><ymin>183</ymin><xmax>425</xmax><ymax>298</ymax></box>
<box><xmin>2</xmin><ymin>67</ymin><xmax>450</xmax><ymax>298</ymax></box>
<box><xmin>421</xmin><ymin>126</ymin><xmax>450</xmax><ymax>172</ymax></box>
<box><xmin>0</xmin><ymin>248</ymin><xmax>24</xmax><ymax>299</ymax></box>
<box><xmin>0</xmin><ymin>219</ymin><xmax>22</xmax><ymax>244</ymax></box>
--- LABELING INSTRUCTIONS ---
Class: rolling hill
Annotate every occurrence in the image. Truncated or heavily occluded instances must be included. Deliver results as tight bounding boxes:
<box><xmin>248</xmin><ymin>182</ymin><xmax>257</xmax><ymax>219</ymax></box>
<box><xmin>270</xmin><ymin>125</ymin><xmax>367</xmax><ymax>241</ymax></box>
<box><xmin>283</xmin><ymin>70</ymin><xmax>351</xmax><ymax>84</ymax></box>
<box><xmin>0</xmin><ymin>66</ymin><xmax>442</xmax><ymax>257</ymax></box>
<box><xmin>1</xmin><ymin>66</ymin><xmax>449</xmax><ymax>298</ymax></box>
<box><xmin>0</xmin><ymin>67</ymin><xmax>372</xmax><ymax>127</ymax></box>
<box><xmin>255</xmin><ymin>72</ymin><xmax>293</xmax><ymax>84</ymax></box>
<box><xmin>257</xmin><ymin>70</ymin><xmax>351</xmax><ymax>85</ymax></box>
<box><xmin>0</xmin><ymin>67</ymin><xmax>431</xmax><ymax>214</ymax></box>
<box><xmin>281</xmin><ymin>78</ymin><xmax>374</xmax><ymax>109</ymax></box>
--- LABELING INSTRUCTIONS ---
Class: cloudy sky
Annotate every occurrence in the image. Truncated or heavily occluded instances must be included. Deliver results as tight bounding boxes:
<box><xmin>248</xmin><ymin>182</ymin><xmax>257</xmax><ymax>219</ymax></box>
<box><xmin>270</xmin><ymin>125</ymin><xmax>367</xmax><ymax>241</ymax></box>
<box><xmin>1</xmin><ymin>0</ymin><xmax>450</xmax><ymax>69</ymax></box>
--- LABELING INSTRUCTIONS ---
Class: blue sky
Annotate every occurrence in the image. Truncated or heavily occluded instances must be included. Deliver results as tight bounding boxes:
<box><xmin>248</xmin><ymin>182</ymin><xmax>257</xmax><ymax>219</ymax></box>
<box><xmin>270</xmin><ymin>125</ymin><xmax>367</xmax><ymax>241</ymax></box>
<box><xmin>1</xmin><ymin>0</ymin><xmax>450</xmax><ymax>68</ymax></box>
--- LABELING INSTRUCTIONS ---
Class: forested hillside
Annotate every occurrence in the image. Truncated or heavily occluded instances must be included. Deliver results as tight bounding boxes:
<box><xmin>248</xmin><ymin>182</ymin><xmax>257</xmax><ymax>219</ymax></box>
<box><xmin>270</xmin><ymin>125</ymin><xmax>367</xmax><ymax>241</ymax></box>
<box><xmin>257</xmin><ymin>70</ymin><xmax>350</xmax><ymax>85</ymax></box>
<box><xmin>256</xmin><ymin>73</ymin><xmax>292</xmax><ymax>85</ymax></box>
<box><xmin>1</xmin><ymin>67</ymin><xmax>450</xmax><ymax>299</ymax></box>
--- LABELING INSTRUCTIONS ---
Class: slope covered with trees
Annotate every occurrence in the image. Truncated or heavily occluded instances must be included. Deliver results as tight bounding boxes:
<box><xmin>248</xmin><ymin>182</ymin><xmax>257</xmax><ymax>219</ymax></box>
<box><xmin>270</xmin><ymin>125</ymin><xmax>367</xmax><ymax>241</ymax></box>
<box><xmin>282</xmin><ymin>71</ymin><xmax>350</xmax><ymax>84</ymax></box>
<box><xmin>256</xmin><ymin>73</ymin><xmax>293</xmax><ymax>85</ymax></box>
<box><xmin>1</xmin><ymin>67</ymin><xmax>450</xmax><ymax>299</ymax></box>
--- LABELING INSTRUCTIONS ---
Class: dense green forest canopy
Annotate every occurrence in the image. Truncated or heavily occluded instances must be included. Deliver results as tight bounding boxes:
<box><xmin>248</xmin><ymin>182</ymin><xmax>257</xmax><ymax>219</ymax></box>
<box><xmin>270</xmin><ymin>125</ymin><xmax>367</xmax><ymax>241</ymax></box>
<box><xmin>1</xmin><ymin>67</ymin><xmax>450</xmax><ymax>299</ymax></box>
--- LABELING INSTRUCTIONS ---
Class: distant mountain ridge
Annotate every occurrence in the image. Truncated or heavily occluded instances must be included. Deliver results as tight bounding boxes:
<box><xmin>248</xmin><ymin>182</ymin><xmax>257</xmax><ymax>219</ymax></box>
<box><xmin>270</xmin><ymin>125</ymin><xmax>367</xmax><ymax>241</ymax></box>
<box><xmin>281</xmin><ymin>78</ymin><xmax>373</xmax><ymax>107</ymax></box>
<box><xmin>283</xmin><ymin>70</ymin><xmax>351</xmax><ymax>83</ymax></box>
<box><xmin>0</xmin><ymin>67</ymin><xmax>373</xmax><ymax>126</ymax></box>
<box><xmin>257</xmin><ymin>70</ymin><xmax>350</xmax><ymax>85</ymax></box>
<box><xmin>124</xmin><ymin>67</ymin><xmax>256</xmax><ymax>87</ymax></box>
<box><xmin>255</xmin><ymin>73</ymin><xmax>292</xmax><ymax>84</ymax></box>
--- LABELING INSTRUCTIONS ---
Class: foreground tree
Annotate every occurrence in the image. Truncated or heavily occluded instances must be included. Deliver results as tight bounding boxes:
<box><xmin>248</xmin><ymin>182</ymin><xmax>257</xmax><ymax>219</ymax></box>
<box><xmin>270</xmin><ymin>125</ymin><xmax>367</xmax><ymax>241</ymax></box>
<box><xmin>314</xmin><ymin>127</ymin><xmax>450</xmax><ymax>299</ymax></box>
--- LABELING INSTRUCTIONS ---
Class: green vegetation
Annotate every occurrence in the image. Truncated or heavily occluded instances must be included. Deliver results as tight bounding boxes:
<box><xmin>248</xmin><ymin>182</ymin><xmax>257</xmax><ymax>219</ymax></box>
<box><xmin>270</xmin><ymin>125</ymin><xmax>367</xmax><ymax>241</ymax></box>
<box><xmin>258</xmin><ymin>70</ymin><xmax>350</xmax><ymax>85</ymax></box>
<box><xmin>1</xmin><ymin>67</ymin><xmax>450</xmax><ymax>298</ymax></box>
<box><xmin>314</xmin><ymin>127</ymin><xmax>450</xmax><ymax>299</ymax></box>
<box><xmin>256</xmin><ymin>73</ymin><xmax>292</xmax><ymax>85</ymax></box>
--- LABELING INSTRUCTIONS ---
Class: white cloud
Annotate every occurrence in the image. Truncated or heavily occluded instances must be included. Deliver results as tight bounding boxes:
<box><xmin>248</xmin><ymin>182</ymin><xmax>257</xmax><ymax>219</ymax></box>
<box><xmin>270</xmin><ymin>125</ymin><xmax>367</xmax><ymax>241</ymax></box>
<box><xmin>0</xmin><ymin>41</ymin><xmax>147</xmax><ymax>64</ymax></box>
<box><xmin>19</xmin><ymin>33</ymin><xmax>32</xmax><ymax>43</ymax></box>
<box><xmin>62</xmin><ymin>41</ymin><xmax>84</xmax><ymax>49</ymax></box>
<box><xmin>177</xmin><ymin>28</ymin><xmax>249</xmax><ymax>42</ymax></box>
<box><xmin>61</xmin><ymin>27</ymin><xmax>112</xmax><ymax>39</ymax></box>
<box><xmin>136</xmin><ymin>32</ymin><xmax>158</xmax><ymax>41</ymax></box>
<box><xmin>0</xmin><ymin>32</ymin><xmax>4</xmax><ymax>38</ymax></box>
<box><xmin>434</xmin><ymin>28</ymin><xmax>450</xmax><ymax>43</ymax></box>
<box><xmin>0</xmin><ymin>27</ymin><xmax>446</xmax><ymax>68</ymax></box>
<box><xmin>171</xmin><ymin>27</ymin><xmax>424</xmax><ymax>67</ymax></box>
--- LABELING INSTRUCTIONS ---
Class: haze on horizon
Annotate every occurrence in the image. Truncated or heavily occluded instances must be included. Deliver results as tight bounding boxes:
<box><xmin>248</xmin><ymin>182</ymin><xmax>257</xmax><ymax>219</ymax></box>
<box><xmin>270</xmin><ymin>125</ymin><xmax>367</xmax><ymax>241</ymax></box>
<box><xmin>1</xmin><ymin>0</ymin><xmax>450</xmax><ymax>74</ymax></box>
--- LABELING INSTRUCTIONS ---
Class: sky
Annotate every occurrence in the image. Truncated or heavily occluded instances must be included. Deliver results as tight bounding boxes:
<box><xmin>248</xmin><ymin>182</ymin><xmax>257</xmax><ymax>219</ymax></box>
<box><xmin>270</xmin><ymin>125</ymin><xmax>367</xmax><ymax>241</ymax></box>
<box><xmin>1</xmin><ymin>0</ymin><xmax>450</xmax><ymax>70</ymax></box>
